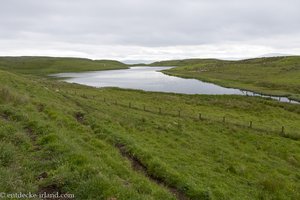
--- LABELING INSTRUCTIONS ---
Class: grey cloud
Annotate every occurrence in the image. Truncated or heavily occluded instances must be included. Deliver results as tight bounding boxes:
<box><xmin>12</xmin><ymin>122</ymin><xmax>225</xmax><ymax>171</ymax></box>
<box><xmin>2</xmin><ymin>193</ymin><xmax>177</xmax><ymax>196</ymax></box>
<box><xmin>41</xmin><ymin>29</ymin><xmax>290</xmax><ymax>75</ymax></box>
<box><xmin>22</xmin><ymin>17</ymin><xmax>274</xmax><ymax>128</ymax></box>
<box><xmin>0</xmin><ymin>0</ymin><xmax>299</xmax><ymax>59</ymax></box>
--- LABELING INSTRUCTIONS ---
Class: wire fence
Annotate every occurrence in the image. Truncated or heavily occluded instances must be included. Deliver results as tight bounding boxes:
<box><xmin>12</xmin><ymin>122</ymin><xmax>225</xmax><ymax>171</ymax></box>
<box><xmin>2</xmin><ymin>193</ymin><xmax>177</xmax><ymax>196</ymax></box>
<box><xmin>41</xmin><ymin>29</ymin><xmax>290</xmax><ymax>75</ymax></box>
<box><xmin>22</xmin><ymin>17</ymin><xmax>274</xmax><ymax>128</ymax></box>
<box><xmin>63</xmin><ymin>90</ymin><xmax>300</xmax><ymax>141</ymax></box>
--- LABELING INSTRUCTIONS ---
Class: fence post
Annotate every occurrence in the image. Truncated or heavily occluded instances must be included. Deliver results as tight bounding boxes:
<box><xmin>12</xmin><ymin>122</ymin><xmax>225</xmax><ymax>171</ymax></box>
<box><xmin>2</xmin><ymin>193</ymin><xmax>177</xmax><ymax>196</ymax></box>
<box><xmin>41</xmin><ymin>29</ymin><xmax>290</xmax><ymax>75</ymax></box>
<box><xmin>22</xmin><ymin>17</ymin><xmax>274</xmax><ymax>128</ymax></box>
<box><xmin>199</xmin><ymin>113</ymin><xmax>202</xmax><ymax>120</ymax></box>
<box><xmin>281</xmin><ymin>126</ymin><xmax>285</xmax><ymax>135</ymax></box>
<box><xmin>249</xmin><ymin>121</ymin><xmax>252</xmax><ymax>128</ymax></box>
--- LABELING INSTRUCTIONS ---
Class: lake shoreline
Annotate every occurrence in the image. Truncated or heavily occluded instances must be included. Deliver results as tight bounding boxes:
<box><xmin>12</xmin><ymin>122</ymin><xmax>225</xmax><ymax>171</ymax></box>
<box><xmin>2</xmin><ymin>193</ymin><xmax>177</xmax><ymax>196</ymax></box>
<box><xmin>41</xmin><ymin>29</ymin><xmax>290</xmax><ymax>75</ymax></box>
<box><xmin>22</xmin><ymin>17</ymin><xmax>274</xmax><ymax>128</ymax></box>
<box><xmin>52</xmin><ymin>66</ymin><xmax>299</xmax><ymax>104</ymax></box>
<box><xmin>161</xmin><ymin>70</ymin><xmax>300</xmax><ymax>104</ymax></box>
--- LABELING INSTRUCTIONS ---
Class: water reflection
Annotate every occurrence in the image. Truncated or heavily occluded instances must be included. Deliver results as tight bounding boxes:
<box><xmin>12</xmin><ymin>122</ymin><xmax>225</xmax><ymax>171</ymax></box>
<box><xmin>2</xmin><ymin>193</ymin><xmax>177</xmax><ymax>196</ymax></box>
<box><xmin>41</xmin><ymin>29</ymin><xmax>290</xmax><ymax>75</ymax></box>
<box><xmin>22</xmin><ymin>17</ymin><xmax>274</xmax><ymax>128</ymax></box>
<box><xmin>53</xmin><ymin>66</ymin><xmax>299</xmax><ymax>104</ymax></box>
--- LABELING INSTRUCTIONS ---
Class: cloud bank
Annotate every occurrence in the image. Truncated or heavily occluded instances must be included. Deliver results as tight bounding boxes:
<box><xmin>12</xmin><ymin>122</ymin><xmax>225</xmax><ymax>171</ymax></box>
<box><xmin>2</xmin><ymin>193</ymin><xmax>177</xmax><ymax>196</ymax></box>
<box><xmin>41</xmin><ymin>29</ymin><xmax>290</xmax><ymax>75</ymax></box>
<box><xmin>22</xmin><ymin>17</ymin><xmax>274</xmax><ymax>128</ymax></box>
<box><xmin>1</xmin><ymin>0</ymin><xmax>299</xmax><ymax>60</ymax></box>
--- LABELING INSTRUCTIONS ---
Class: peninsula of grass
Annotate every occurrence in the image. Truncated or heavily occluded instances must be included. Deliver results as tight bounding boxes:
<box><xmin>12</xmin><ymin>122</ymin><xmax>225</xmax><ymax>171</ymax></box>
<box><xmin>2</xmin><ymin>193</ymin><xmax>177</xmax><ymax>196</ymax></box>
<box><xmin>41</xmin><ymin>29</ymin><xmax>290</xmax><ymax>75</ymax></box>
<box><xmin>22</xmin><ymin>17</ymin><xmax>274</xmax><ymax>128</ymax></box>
<box><xmin>153</xmin><ymin>56</ymin><xmax>300</xmax><ymax>101</ymax></box>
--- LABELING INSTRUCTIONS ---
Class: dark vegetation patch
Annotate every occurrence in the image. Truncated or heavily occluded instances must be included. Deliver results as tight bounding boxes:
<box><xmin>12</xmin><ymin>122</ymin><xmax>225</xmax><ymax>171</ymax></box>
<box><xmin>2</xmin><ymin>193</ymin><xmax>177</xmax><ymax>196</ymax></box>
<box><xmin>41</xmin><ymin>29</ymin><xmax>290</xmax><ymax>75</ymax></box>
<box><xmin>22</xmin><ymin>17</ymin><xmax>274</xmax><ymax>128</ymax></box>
<box><xmin>37</xmin><ymin>103</ymin><xmax>46</xmax><ymax>112</ymax></box>
<box><xmin>38</xmin><ymin>184</ymin><xmax>73</xmax><ymax>200</ymax></box>
<box><xmin>25</xmin><ymin>127</ymin><xmax>37</xmax><ymax>143</ymax></box>
<box><xmin>36</xmin><ymin>172</ymin><xmax>48</xmax><ymax>181</ymax></box>
<box><xmin>74</xmin><ymin>111</ymin><xmax>85</xmax><ymax>124</ymax></box>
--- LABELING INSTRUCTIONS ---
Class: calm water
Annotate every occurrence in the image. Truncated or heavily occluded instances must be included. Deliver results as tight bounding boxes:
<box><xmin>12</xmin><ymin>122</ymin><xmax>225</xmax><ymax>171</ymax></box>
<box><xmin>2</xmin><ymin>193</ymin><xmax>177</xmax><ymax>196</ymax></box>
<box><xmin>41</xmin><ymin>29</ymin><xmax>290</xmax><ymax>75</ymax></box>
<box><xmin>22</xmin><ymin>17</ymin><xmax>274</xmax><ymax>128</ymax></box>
<box><xmin>53</xmin><ymin>66</ymin><xmax>298</xmax><ymax>104</ymax></box>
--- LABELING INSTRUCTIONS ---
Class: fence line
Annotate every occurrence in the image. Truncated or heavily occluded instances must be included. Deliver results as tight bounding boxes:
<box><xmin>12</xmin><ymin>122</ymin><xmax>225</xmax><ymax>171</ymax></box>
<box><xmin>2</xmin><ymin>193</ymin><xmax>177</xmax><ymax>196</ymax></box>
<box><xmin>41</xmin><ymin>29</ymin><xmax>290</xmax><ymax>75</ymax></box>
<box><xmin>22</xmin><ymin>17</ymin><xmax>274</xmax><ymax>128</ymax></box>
<box><xmin>67</xmin><ymin>92</ymin><xmax>299</xmax><ymax>140</ymax></box>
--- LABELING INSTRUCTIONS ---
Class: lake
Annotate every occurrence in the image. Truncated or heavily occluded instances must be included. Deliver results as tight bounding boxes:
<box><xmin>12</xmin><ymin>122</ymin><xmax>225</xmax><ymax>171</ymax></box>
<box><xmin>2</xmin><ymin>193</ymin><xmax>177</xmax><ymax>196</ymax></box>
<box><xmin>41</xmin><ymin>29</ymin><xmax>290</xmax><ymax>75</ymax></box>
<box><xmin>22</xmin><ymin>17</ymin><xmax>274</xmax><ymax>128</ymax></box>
<box><xmin>53</xmin><ymin>66</ymin><xmax>298</xmax><ymax>104</ymax></box>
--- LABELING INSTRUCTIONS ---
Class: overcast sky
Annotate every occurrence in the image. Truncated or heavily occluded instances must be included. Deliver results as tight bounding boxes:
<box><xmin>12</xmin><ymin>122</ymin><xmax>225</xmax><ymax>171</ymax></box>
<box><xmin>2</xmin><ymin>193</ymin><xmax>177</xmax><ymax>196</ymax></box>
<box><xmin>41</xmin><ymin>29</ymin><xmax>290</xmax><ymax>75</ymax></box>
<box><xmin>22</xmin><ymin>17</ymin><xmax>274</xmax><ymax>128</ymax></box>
<box><xmin>0</xmin><ymin>0</ymin><xmax>300</xmax><ymax>61</ymax></box>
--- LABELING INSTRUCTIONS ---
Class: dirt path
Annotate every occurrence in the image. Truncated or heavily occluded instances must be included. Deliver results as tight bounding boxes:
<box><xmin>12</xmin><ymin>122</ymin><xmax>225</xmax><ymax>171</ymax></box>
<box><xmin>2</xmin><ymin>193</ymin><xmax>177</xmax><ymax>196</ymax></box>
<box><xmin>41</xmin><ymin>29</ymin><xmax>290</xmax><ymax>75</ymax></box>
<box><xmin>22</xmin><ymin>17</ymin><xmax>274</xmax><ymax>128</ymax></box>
<box><xmin>115</xmin><ymin>143</ymin><xmax>189</xmax><ymax>200</ymax></box>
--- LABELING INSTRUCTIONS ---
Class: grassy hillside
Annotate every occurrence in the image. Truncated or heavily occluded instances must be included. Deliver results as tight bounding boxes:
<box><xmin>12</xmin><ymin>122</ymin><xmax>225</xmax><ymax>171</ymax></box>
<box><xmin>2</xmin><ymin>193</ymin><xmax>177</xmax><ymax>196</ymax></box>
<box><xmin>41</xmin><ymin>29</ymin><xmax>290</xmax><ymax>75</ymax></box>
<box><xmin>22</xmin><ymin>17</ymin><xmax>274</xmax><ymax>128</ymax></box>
<box><xmin>158</xmin><ymin>56</ymin><xmax>300</xmax><ymax>101</ymax></box>
<box><xmin>150</xmin><ymin>58</ymin><xmax>223</xmax><ymax>67</ymax></box>
<box><xmin>0</xmin><ymin>56</ymin><xmax>127</xmax><ymax>76</ymax></box>
<box><xmin>1</xmin><ymin>65</ymin><xmax>300</xmax><ymax>199</ymax></box>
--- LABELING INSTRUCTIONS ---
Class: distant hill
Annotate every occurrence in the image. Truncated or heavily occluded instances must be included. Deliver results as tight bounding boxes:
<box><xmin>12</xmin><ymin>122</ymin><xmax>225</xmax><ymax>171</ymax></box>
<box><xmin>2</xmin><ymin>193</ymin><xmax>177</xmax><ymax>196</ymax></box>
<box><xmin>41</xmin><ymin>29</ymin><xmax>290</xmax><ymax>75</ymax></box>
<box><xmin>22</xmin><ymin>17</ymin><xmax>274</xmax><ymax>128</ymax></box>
<box><xmin>259</xmin><ymin>53</ymin><xmax>295</xmax><ymax>58</ymax></box>
<box><xmin>0</xmin><ymin>56</ymin><xmax>127</xmax><ymax>75</ymax></box>
<box><xmin>149</xmin><ymin>58</ymin><xmax>223</xmax><ymax>66</ymax></box>
<box><xmin>121</xmin><ymin>60</ymin><xmax>155</xmax><ymax>65</ymax></box>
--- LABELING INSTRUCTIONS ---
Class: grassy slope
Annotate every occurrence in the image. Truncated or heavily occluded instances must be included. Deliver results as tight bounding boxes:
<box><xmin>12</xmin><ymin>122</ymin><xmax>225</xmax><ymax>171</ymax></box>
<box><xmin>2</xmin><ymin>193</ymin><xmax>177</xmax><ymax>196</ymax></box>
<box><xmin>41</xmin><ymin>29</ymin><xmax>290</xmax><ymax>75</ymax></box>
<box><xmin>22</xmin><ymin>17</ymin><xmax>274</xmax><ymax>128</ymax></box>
<box><xmin>0</xmin><ymin>56</ymin><xmax>127</xmax><ymax>76</ymax></box>
<box><xmin>1</xmin><ymin>66</ymin><xmax>300</xmax><ymax>199</ymax></box>
<box><xmin>154</xmin><ymin>56</ymin><xmax>300</xmax><ymax>101</ymax></box>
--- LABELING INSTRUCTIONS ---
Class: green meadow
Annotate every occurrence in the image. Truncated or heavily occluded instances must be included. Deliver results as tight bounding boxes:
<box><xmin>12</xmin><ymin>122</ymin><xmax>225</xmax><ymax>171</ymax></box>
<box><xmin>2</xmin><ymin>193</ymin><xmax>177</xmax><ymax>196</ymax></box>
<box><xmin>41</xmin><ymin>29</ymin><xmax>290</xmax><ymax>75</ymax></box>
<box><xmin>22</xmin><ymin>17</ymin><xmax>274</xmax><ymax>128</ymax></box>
<box><xmin>0</xmin><ymin>56</ymin><xmax>127</xmax><ymax>75</ymax></box>
<box><xmin>155</xmin><ymin>56</ymin><xmax>300</xmax><ymax>101</ymax></box>
<box><xmin>0</xmin><ymin>57</ymin><xmax>300</xmax><ymax>199</ymax></box>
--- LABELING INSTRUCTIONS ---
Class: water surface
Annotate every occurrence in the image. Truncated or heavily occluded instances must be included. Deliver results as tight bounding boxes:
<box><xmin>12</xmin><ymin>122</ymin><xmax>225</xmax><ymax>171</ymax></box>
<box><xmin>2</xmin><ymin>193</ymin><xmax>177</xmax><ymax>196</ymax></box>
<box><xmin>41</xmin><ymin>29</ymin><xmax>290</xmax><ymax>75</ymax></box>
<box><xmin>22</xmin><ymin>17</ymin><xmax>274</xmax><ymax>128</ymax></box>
<box><xmin>53</xmin><ymin>66</ymin><xmax>298</xmax><ymax>104</ymax></box>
